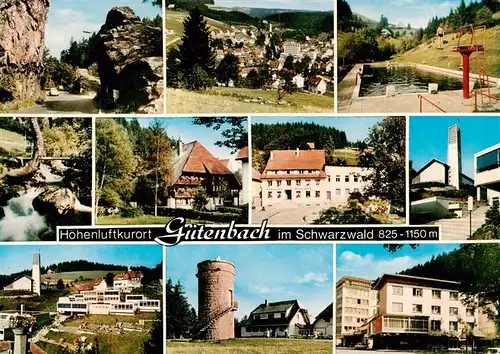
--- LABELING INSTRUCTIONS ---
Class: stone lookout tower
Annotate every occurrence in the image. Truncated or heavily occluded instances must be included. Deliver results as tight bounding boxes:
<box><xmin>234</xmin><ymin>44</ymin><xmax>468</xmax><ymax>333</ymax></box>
<box><xmin>196</xmin><ymin>258</ymin><xmax>238</xmax><ymax>340</ymax></box>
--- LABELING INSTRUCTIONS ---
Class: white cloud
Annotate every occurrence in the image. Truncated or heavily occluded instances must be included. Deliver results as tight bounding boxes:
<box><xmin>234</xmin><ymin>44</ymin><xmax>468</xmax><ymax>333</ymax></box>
<box><xmin>45</xmin><ymin>8</ymin><xmax>102</xmax><ymax>58</ymax></box>
<box><xmin>296</xmin><ymin>272</ymin><xmax>329</xmax><ymax>285</ymax></box>
<box><xmin>337</xmin><ymin>251</ymin><xmax>426</xmax><ymax>280</ymax></box>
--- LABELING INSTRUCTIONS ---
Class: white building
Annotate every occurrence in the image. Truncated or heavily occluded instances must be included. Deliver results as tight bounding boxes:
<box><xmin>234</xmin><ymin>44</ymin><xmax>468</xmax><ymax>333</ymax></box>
<box><xmin>313</xmin><ymin>303</ymin><xmax>333</xmax><ymax>338</ymax></box>
<box><xmin>113</xmin><ymin>271</ymin><xmax>143</xmax><ymax>293</ymax></box>
<box><xmin>57</xmin><ymin>290</ymin><xmax>160</xmax><ymax>316</ymax></box>
<box><xmin>283</xmin><ymin>41</ymin><xmax>300</xmax><ymax>56</ymax></box>
<box><xmin>3</xmin><ymin>253</ymin><xmax>41</xmax><ymax>295</ymax></box>
<box><xmin>241</xmin><ymin>299</ymin><xmax>312</xmax><ymax>337</ymax></box>
<box><xmin>474</xmin><ymin>143</ymin><xmax>500</xmax><ymax>205</ymax></box>
<box><xmin>336</xmin><ymin>276</ymin><xmax>377</xmax><ymax>346</ymax></box>
<box><xmin>412</xmin><ymin>124</ymin><xmax>473</xmax><ymax>188</ymax></box>
<box><xmin>293</xmin><ymin>75</ymin><xmax>305</xmax><ymax>89</ymax></box>
<box><xmin>363</xmin><ymin>274</ymin><xmax>480</xmax><ymax>349</ymax></box>
<box><xmin>3</xmin><ymin>276</ymin><xmax>33</xmax><ymax>292</ymax></box>
<box><xmin>261</xmin><ymin>148</ymin><xmax>371</xmax><ymax>207</ymax></box>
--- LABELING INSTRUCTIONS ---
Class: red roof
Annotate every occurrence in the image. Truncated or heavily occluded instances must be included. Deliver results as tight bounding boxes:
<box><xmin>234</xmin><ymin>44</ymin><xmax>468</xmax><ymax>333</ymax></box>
<box><xmin>252</xmin><ymin>168</ymin><xmax>262</xmax><ymax>181</ymax></box>
<box><xmin>236</xmin><ymin>146</ymin><xmax>249</xmax><ymax>161</ymax></box>
<box><xmin>74</xmin><ymin>279</ymin><xmax>104</xmax><ymax>291</ymax></box>
<box><xmin>114</xmin><ymin>271</ymin><xmax>143</xmax><ymax>281</ymax></box>
<box><xmin>183</xmin><ymin>141</ymin><xmax>234</xmax><ymax>175</ymax></box>
<box><xmin>264</xmin><ymin>150</ymin><xmax>325</xmax><ymax>172</ymax></box>
<box><xmin>310</xmin><ymin>76</ymin><xmax>324</xmax><ymax>87</ymax></box>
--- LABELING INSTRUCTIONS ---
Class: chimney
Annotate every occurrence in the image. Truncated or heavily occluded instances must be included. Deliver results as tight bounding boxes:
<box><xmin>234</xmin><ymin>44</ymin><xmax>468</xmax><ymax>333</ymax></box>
<box><xmin>296</xmin><ymin>148</ymin><xmax>300</xmax><ymax>157</ymax></box>
<box><xmin>265</xmin><ymin>299</ymin><xmax>269</xmax><ymax>307</ymax></box>
<box><xmin>270</xmin><ymin>151</ymin><xmax>273</xmax><ymax>160</ymax></box>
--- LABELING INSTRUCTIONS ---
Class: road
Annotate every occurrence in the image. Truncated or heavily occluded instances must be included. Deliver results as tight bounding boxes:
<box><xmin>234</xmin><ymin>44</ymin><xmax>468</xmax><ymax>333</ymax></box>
<box><xmin>252</xmin><ymin>201</ymin><xmax>327</xmax><ymax>224</ymax></box>
<box><xmin>16</xmin><ymin>92</ymin><xmax>99</xmax><ymax>114</ymax></box>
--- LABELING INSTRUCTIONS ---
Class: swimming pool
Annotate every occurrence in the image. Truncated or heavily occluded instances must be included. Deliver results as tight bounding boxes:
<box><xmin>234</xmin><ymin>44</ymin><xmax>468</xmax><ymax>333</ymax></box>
<box><xmin>359</xmin><ymin>65</ymin><xmax>463</xmax><ymax>97</ymax></box>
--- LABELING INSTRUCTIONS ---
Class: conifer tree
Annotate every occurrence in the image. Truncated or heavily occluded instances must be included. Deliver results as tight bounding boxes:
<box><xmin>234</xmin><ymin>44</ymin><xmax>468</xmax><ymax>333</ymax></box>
<box><xmin>178</xmin><ymin>6</ymin><xmax>216</xmax><ymax>90</ymax></box>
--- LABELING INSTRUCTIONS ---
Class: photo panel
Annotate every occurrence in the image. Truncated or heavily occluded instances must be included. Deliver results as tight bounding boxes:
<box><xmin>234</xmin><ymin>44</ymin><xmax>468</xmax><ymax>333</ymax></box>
<box><xmin>95</xmin><ymin>117</ymin><xmax>250</xmax><ymax>226</ymax></box>
<box><xmin>0</xmin><ymin>244</ymin><xmax>164</xmax><ymax>353</ymax></box>
<box><xmin>250</xmin><ymin>116</ymin><xmax>407</xmax><ymax>225</ymax></box>
<box><xmin>165</xmin><ymin>243</ymin><xmax>334</xmax><ymax>353</ymax></box>
<box><xmin>409</xmin><ymin>115</ymin><xmax>500</xmax><ymax>240</ymax></box>
<box><xmin>166</xmin><ymin>1</ymin><xmax>335</xmax><ymax>114</ymax></box>
<box><xmin>0</xmin><ymin>1</ymin><xmax>164</xmax><ymax>115</ymax></box>
<box><xmin>337</xmin><ymin>0</ymin><xmax>500</xmax><ymax>113</ymax></box>
<box><xmin>335</xmin><ymin>242</ymin><xmax>500</xmax><ymax>351</ymax></box>
<box><xmin>0</xmin><ymin>117</ymin><xmax>93</xmax><ymax>241</ymax></box>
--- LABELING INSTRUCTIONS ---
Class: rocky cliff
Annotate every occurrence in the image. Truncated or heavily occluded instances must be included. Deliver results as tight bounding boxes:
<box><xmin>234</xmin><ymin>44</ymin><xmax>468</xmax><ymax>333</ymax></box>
<box><xmin>95</xmin><ymin>7</ymin><xmax>164</xmax><ymax>113</ymax></box>
<box><xmin>0</xmin><ymin>0</ymin><xmax>49</xmax><ymax>105</ymax></box>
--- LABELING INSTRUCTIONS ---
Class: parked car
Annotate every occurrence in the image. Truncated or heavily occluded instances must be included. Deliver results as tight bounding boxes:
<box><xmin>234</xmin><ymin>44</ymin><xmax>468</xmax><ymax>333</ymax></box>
<box><xmin>49</xmin><ymin>87</ymin><xmax>60</xmax><ymax>96</ymax></box>
<box><xmin>354</xmin><ymin>342</ymin><xmax>368</xmax><ymax>350</ymax></box>
<box><xmin>484</xmin><ymin>348</ymin><xmax>500</xmax><ymax>354</ymax></box>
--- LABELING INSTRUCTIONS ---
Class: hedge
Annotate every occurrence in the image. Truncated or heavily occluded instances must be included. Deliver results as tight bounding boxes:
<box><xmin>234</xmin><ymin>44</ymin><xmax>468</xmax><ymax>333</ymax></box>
<box><xmin>142</xmin><ymin>206</ymin><xmax>243</xmax><ymax>223</ymax></box>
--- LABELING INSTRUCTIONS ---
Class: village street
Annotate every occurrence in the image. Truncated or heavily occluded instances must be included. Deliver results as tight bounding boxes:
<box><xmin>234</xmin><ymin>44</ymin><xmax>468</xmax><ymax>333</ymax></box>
<box><xmin>16</xmin><ymin>92</ymin><xmax>98</xmax><ymax>114</ymax></box>
<box><xmin>252</xmin><ymin>202</ymin><xmax>328</xmax><ymax>224</ymax></box>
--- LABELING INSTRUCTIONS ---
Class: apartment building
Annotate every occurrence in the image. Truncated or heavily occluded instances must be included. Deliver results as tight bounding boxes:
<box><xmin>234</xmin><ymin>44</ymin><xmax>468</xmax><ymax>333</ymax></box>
<box><xmin>475</xmin><ymin>143</ymin><xmax>500</xmax><ymax>205</ymax></box>
<box><xmin>364</xmin><ymin>274</ymin><xmax>477</xmax><ymax>349</ymax></box>
<box><xmin>336</xmin><ymin>276</ymin><xmax>377</xmax><ymax>346</ymax></box>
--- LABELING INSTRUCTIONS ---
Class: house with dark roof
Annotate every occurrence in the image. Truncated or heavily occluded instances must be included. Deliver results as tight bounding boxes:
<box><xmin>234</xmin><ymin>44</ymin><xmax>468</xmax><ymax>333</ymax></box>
<box><xmin>412</xmin><ymin>159</ymin><xmax>474</xmax><ymax>187</ymax></box>
<box><xmin>167</xmin><ymin>139</ymin><xmax>241</xmax><ymax>209</ymax></box>
<box><xmin>313</xmin><ymin>303</ymin><xmax>333</xmax><ymax>337</ymax></box>
<box><xmin>241</xmin><ymin>299</ymin><xmax>312</xmax><ymax>338</ymax></box>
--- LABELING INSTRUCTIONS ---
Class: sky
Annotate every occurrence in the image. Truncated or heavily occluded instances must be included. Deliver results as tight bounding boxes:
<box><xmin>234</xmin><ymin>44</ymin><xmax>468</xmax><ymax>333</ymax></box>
<box><xmin>410</xmin><ymin>116</ymin><xmax>500</xmax><ymax>178</ymax></box>
<box><xmin>45</xmin><ymin>0</ymin><xmax>160</xmax><ymax>58</ymax></box>
<box><xmin>252</xmin><ymin>116</ymin><xmax>384</xmax><ymax>143</ymax></box>
<box><xmin>347</xmin><ymin>0</ymin><xmax>472</xmax><ymax>28</ymax></box>
<box><xmin>166</xmin><ymin>244</ymin><xmax>333</xmax><ymax>321</ymax></box>
<box><xmin>336</xmin><ymin>244</ymin><xmax>460</xmax><ymax>281</ymax></box>
<box><xmin>0</xmin><ymin>245</ymin><xmax>162</xmax><ymax>275</ymax></box>
<box><xmin>214</xmin><ymin>0</ymin><xmax>334</xmax><ymax>11</ymax></box>
<box><xmin>137</xmin><ymin>117</ymin><xmax>248</xmax><ymax>160</ymax></box>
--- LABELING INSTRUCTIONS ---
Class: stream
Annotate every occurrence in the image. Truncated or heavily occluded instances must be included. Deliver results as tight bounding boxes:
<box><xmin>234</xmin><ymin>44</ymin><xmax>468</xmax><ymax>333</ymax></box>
<box><xmin>0</xmin><ymin>164</ymin><xmax>65</xmax><ymax>241</ymax></box>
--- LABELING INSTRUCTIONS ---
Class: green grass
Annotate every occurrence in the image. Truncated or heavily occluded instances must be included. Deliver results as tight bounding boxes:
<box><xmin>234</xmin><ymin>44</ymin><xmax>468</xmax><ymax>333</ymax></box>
<box><xmin>0</xmin><ymin>128</ymin><xmax>26</xmax><ymax>153</ymax></box>
<box><xmin>393</xmin><ymin>26</ymin><xmax>500</xmax><ymax>77</ymax></box>
<box><xmin>167</xmin><ymin>339</ymin><xmax>333</xmax><ymax>354</ymax></box>
<box><xmin>0</xmin><ymin>289</ymin><xmax>70</xmax><ymax>312</ymax></box>
<box><xmin>43</xmin><ymin>270</ymin><xmax>122</xmax><ymax>284</ymax></box>
<box><xmin>332</xmin><ymin>148</ymin><xmax>359</xmax><ymax>166</ymax></box>
<box><xmin>65</xmin><ymin>313</ymin><xmax>157</xmax><ymax>327</ymax></box>
<box><xmin>46</xmin><ymin>331</ymin><xmax>150</xmax><ymax>354</ymax></box>
<box><xmin>97</xmin><ymin>215</ymin><xmax>215</xmax><ymax>225</ymax></box>
<box><xmin>36</xmin><ymin>341</ymin><xmax>69</xmax><ymax>354</ymax></box>
<box><xmin>167</xmin><ymin>87</ymin><xmax>334</xmax><ymax>113</ymax></box>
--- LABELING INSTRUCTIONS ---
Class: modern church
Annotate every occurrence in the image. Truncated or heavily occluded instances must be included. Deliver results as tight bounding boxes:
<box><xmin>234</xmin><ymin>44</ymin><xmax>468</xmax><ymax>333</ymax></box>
<box><xmin>412</xmin><ymin>124</ymin><xmax>474</xmax><ymax>189</ymax></box>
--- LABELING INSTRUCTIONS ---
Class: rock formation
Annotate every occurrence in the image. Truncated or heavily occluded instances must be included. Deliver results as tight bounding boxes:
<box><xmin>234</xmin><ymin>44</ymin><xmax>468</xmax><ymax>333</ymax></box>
<box><xmin>94</xmin><ymin>7</ymin><xmax>164</xmax><ymax>113</ymax></box>
<box><xmin>33</xmin><ymin>187</ymin><xmax>92</xmax><ymax>216</ymax></box>
<box><xmin>0</xmin><ymin>0</ymin><xmax>50</xmax><ymax>104</ymax></box>
<box><xmin>71</xmin><ymin>68</ymin><xmax>100</xmax><ymax>96</ymax></box>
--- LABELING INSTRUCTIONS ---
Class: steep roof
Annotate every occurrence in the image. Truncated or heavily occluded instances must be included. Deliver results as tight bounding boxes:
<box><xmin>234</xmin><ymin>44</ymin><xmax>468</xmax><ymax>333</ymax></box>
<box><xmin>74</xmin><ymin>278</ymin><xmax>105</xmax><ymax>292</ymax></box>
<box><xmin>313</xmin><ymin>303</ymin><xmax>333</xmax><ymax>325</ymax></box>
<box><xmin>264</xmin><ymin>150</ymin><xmax>325</xmax><ymax>171</ymax></box>
<box><xmin>252</xmin><ymin>300</ymin><xmax>296</xmax><ymax>315</ymax></box>
<box><xmin>246</xmin><ymin>300</ymin><xmax>311</xmax><ymax>327</ymax></box>
<box><xmin>252</xmin><ymin>168</ymin><xmax>262</xmax><ymax>181</ymax></box>
<box><xmin>235</xmin><ymin>146</ymin><xmax>249</xmax><ymax>161</ymax></box>
<box><xmin>414</xmin><ymin>159</ymin><xmax>449</xmax><ymax>177</ymax></box>
<box><xmin>172</xmin><ymin>141</ymin><xmax>234</xmax><ymax>184</ymax></box>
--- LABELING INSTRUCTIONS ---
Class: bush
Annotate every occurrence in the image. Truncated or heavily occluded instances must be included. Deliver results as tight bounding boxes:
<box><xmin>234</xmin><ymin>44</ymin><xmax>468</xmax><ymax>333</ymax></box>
<box><xmin>192</xmin><ymin>188</ymin><xmax>209</xmax><ymax>211</ymax></box>
<box><xmin>313</xmin><ymin>206</ymin><xmax>380</xmax><ymax>225</ymax></box>
<box><xmin>120</xmin><ymin>205</ymin><xmax>144</xmax><ymax>218</ymax></box>
<box><xmin>142</xmin><ymin>206</ymin><xmax>240</xmax><ymax>224</ymax></box>
<box><xmin>215</xmin><ymin>206</ymin><xmax>243</xmax><ymax>214</ymax></box>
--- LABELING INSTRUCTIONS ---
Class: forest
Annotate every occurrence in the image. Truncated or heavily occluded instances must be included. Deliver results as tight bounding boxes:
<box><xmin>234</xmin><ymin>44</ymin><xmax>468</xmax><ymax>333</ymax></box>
<box><xmin>265</xmin><ymin>11</ymin><xmax>334</xmax><ymax>37</ymax></box>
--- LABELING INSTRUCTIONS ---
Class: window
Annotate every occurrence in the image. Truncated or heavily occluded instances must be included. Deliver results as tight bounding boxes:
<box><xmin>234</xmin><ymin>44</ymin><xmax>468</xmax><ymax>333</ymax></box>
<box><xmin>277</xmin><ymin>181</ymin><xmax>282</xmax><ymax>187</ymax></box>
<box><xmin>287</xmin><ymin>170</ymin><xmax>290</xmax><ymax>174</ymax></box>
<box><xmin>287</xmin><ymin>180</ymin><xmax>292</xmax><ymax>186</ymax></box>
<box><xmin>277</xmin><ymin>191</ymin><xmax>282</xmax><ymax>199</ymax></box>
<box><xmin>296</xmin><ymin>180</ymin><xmax>301</xmax><ymax>186</ymax></box>
<box><xmin>432</xmin><ymin>290</ymin><xmax>441</xmax><ymax>299</ymax></box>
<box><xmin>345</xmin><ymin>188</ymin><xmax>350</xmax><ymax>195</ymax></box>
<box><xmin>260</xmin><ymin>314</ymin><xmax>268</xmax><ymax>319</ymax></box>
<box><xmin>413</xmin><ymin>304</ymin><xmax>423</xmax><ymax>313</ymax></box>
<box><xmin>450</xmin><ymin>292</ymin><xmax>459</xmax><ymax>300</ymax></box>
<box><xmin>306</xmin><ymin>180</ymin><xmax>311</xmax><ymax>186</ymax></box>
<box><xmin>466</xmin><ymin>308</ymin><xmax>475</xmax><ymax>317</ymax></box>
<box><xmin>273</xmin><ymin>313</ymin><xmax>281</xmax><ymax>319</ymax></box>
<box><xmin>316</xmin><ymin>191</ymin><xmax>320</xmax><ymax>198</ymax></box>
<box><xmin>449</xmin><ymin>321</ymin><xmax>458</xmax><ymax>331</ymax></box>
<box><xmin>316</xmin><ymin>180</ymin><xmax>321</xmax><ymax>186</ymax></box>
<box><xmin>413</xmin><ymin>288</ymin><xmax>423</xmax><ymax>297</ymax></box>
<box><xmin>296</xmin><ymin>191</ymin><xmax>301</xmax><ymax>198</ymax></box>
<box><xmin>392</xmin><ymin>302</ymin><xmax>403</xmax><ymax>312</ymax></box>
<box><xmin>336</xmin><ymin>189</ymin><xmax>341</xmax><ymax>196</ymax></box>
<box><xmin>328</xmin><ymin>175</ymin><xmax>331</xmax><ymax>182</ymax></box>
<box><xmin>449</xmin><ymin>307</ymin><xmax>459</xmax><ymax>316</ymax></box>
<box><xmin>431</xmin><ymin>320</ymin><xmax>441</xmax><ymax>331</ymax></box>
<box><xmin>345</xmin><ymin>175</ymin><xmax>350</xmax><ymax>182</ymax></box>
<box><xmin>336</xmin><ymin>175</ymin><xmax>340</xmax><ymax>182</ymax></box>
<box><xmin>306</xmin><ymin>191</ymin><xmax>311</xmax><ymax>198</ymax></box>
<box><xmin>268</xmin><ymin>191</ymin><xmax>272</xmax><ymax>198</ymax></box>
<box><xmin>268</xmin><ymin>181</ymin><xmax>272</xmax><ymax>186</ymax></box>
<box><xmin>432</xmin><ymin>306</ymin><xmax>441</xmax><ymax>314</ymax></box>
<box><xmin>393</xmin><ymin>286</ymin><xmax>403</xmax><ymax>295</ymax></box>
<box><xmin>354</xmin><ymin>175</ymin><xmax>359</xmax><ymax>182</ymax></box>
